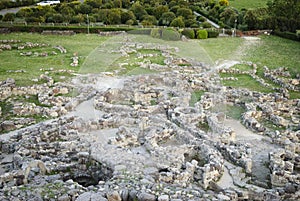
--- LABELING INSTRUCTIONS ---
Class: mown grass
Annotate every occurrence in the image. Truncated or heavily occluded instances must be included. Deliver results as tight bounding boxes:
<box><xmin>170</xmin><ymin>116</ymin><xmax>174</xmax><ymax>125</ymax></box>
<box><xmin>229</xmin><ymin>0</ymin><xmax>269</xmax><ymax>11</ymax></box>
<box><xmin>200</xmin><ymin>35</ymin><xmax>300</xmax><ymax>98</ymax></box>
<box><xmin>225</xmin><ymin>105</ymin><xmax>246</xmax><ymax>120</ymax></box>
<box><xmin>198</xmin><ymin>37</ymin><xmax>244</xmax><ymax>62</ymax></box>
<box><xmin>233</xmin><ymin>64</ymin><xmax>253</xmax><ymax>71</ymax></box>
<box><xmin>243</xmin><ymin>35</ymin><xmax>300</xmax><ymax>77</ymax></box>
<box><xmin>290</xmin><ymin>91</ymin><xmax>300</xmax><ymax>99</ymax></box>
<box><xmin>211</xmin><ymin>103</ymin><xmax>246</xmax><ymax>120</ymax></box>
<box><xmin>189</xmin><ymin>90</ymin><xmax>205</xmax><ymax>106</ymax></box>
<box><xmin>108</xmin><ymin>48</ymin><xmax>165</xmax><ymax>75</ymax></box>
<box><xmin>0</xmin><ymin>33</ymin><xmax>108</xmax><ymax>85</ymax></box>
<box><xmin>220</xmin><ymin>73</ymin><xmax>274</xmax><ymax>93</ymax></box>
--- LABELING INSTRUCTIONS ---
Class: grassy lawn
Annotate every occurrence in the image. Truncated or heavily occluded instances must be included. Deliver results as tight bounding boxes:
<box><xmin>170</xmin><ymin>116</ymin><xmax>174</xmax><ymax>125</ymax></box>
<box><xmin>190</xmin><ymin>90</ymin><xmax>205</xmax><ymax>106</ymax></box>
<box><xmin>225</xmin><ymin>105</ymin><xmax>246</xmax><ymax>119</ymax></box>
<box><xmin>211</xmin><ymin>103</ymin><xmax>246</xmax><ymax>120</ymax></box>
<box><xmin>220</xmin><ymin>73</ymin><xmax>274</xmax><ymax>93</ymax></box>
<box><xmin>0</xmin><ymin>33</ymin><xmax>108</xmax><ymax>85</ymax></box>
<box><xmin>198</xmin><ymin>37</ymin><xmax>244</xmax><ymax>62</ymax></box>
<box><xmin>229</xmin><ymin>0</ymin><xmax>269</xmax><ymax>11</ymax></box>
<box><xmin>109</xmin><ymin>48</ymin><xmax>164</xmax><ymax>75</ymax></box>
<box><xmin>232</xmin><ymin>64</ymin><xmax>253</xmax><ymax>71</ymax></box>
<box><xmin>243</xmin><ymin>35</ymin><xmax>300</xmax><ymax>77</ymax></box>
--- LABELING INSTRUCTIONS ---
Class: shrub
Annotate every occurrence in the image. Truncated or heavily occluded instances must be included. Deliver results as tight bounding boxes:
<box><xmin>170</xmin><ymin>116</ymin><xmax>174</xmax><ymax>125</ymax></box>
<box><xmin>207</xmin><ymin>30</ymin><xmax>219</xmax><ymax>38</ymax></box>
<box><xmin>3</xmin><ymin>13</ymin><xmax>15</xmax><ymax>22</ymax></box>
<box><xmin>181</xmin><ymin>29</ymin><xmax>195</xmax><ymax>39</ymax></box>
<box><xmin>150</xmin><ymin>28</ymin><xmax>162</xmax><ymax>38</ymax></box>
<box><xmin>161</xmin><ymin>28</ymin><xmax>181</xmax><ymax>41</ymax></box>
<box><xmin>274</xmin><ymin>30</ymin><xmax>300</xmax><ymax>41</ymax></box>
<box><xmin>202</xmin><ymin>21</ymin><xmax>212</xmax><ymax>28</ymax></box>
<box><xmin>126</xmin><ymin>19</ymin><xmax>134</xmax><ymax>25</ymax></box>
<box><xmin>196</xmin><ymin>29</ymin><xmax>208</xmax><ymax>39</ymax></box>
<box><xmin>197</xmin><ymin>16</ymin><xmax>206</xmax><ymax>22</ymax></box>
<box><xmin>1</xmin><ymin>25</ymin><xmax>135</xmax><ymax>34</ymax></box>
<box><xmin>129</xmin><ymin>29</ymin><xmax>151</xmax><ymax>35</ymax></box>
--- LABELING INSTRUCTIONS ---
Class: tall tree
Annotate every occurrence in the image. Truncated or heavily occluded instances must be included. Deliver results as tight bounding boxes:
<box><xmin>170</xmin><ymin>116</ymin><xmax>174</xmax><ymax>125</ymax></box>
<box><xmin>159</xmin><ymin>11</ymin><xmax>176</xmax><ymax>26</ymax></box>
<box><xmin>130</xmin><ymin>1</ymin><xmax>148</xmax><ymax>20</ymax></box>
<box><xmin>268</xmin><ymin>0</ymin><xmax>300</xmax><ymax>31</ymax></box>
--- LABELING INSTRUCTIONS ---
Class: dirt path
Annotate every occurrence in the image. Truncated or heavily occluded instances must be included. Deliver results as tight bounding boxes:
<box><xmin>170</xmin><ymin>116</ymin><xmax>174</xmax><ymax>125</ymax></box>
<box><xmin>236</xmin><ymin>37</ymin><xmax>262</xmax><ymax>58</ymax></box>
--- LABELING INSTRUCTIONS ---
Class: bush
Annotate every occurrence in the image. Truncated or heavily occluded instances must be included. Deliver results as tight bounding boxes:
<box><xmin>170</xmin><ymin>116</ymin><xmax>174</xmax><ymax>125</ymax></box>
<box><xmin>0</xmin><ymin>24</ymin><xmax>135</xmax><ymax>34</ymax></box>
<box><xmin>197</xmin><ymin>16</ymin><xmax>206</xmax><ymax>22</ymax></box>
<box><xmin>3</xmin><ymin>13</ymin><xmax>15</xmax><ymax>22</ymax></box>
<box><xmin>202</xmin><ymin>21</ymin><xmax>212</xmax><ymax>28</ymax></box>
<box><xmin>161</xmin><ymin>28</ymin><xmax>181</xmax><ymax>41</ymax></box>
<box><xmin>207</xmin><ymin>30</ymin><xmax>219</xmax><ymax>38</ymax></box>
<box><xmin>181</xmin><ymin>29</ymin><xmax>195</xmax><ymax>39</ymax></box>
<box><xmin>150</xmin><ymin>28</ymin><xmax>161</xmax><ymax>38</ymax></box>
<box><xmin>273</xmin><ymin>30</ymin><xmax>300</xmax><ymax>41</ymax></box>
<box><xmin>129</xmin><ymin>29</ymin><xmax>151</xmax><ymax>35</ymax></box>
<box><xmin>196</xmin><ymin>29</ymin><xmax>208</xmax><ymax>39</ymax></box>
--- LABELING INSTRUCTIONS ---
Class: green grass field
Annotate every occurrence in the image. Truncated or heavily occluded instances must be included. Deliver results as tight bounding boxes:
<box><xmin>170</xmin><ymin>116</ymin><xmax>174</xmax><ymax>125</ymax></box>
<box><xmin>197</xmin><ymin>37</ymin><xmax>244</xmax><ymax>62</ymax></box>
<box><xmin>220</xmin><ymin>73</ymin><xmax>274</xmax><ymax>93</ymax></box>
<box><xmin>0</xmin><ymin>32</ymin><xmax>299</xmax><ymax>98</ymax></box>
<box><xmin>243</xmin><ymin>35</ymin><xmax>300</xmax><ymax>76</ymax></box>
<box><xmin>229</xmin><ymin>0</ymin><xmax>269</xmax><ymax>10</ymax></box>
<box><xmin>0</xmin><ymin>33</ymin><xmax>107</xmax><ymax>85</ymax></box>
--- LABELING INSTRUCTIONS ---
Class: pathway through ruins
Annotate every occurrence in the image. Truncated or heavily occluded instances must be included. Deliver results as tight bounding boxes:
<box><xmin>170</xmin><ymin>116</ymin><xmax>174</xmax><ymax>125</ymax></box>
<box><xmin>219</xmin><ymin>118</ymin><xmax>279</xmax><ymax>188</ymax></box>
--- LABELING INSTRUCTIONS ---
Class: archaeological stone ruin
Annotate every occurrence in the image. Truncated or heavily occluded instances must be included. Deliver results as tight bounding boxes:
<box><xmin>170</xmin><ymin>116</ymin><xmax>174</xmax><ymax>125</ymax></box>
<box><xmin>0</xmin><ymin>34</ymin><xmax>299</xmax><ymax>200</ymax></box>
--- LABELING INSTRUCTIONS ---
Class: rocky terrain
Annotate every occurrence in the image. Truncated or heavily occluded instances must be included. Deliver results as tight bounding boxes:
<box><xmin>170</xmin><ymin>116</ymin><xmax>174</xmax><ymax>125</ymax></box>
<box><xmin>0</xmin><ymin>35</ymin><xmax>299</xmax><ymax>201</ymax></box>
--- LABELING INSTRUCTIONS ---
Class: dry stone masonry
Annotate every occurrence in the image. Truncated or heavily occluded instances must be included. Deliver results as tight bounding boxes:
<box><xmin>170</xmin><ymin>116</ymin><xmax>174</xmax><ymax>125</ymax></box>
<box><xmin>0</xmin><ymin>35</ymin><xmax>299</xmax><ymax>200</ymax></box>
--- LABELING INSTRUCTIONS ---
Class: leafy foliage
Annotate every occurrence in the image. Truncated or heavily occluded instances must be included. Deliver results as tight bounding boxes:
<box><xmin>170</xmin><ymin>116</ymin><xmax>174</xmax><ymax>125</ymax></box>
<box><xmin>197</xmin><ymin>29</ymin><xmax>208</xmax><ymax>39</ymax></box>
<box><xmin>161</xmin><ymin>28</ymin><xmax>181</xmax><ymax>41</ymax></box>
<box><xmin>181</xmin><ymin>29</ymin><xmax>195</xmax><ymax>39</ymax></box>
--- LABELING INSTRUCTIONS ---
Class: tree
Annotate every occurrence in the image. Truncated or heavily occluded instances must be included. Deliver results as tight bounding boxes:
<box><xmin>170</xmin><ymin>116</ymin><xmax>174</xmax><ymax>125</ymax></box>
<box><xmin>219</xmin><ymin>7</ymin><xmax>238</xmax><ymax>27</ymax></box>
<box><xmin>2</xmin><ymin>13</ymin><xmax>15</xmax><ymax>22</ymax></box>
<box><xmin>170</xmin><ymin>16</ymin><xmax>185</xmax><ymax>27</ymax></box>
<box><xmin>154</xmin><ymin>5</ymin><xmax>169</xmax><ymax>20</ymax></box>
<box><xmin>113</xmin><ymin>0</ymin><xmax>122</xmax><ymax>8</ymax></box>
<box><xmin>107</xmin><ymin>8</ymin><xmax>121</xmax><ymax>24</ymax></box>
<box><xmin>16</xmin><ymin>7</ymin><xmax>34</xmax><ymax>18</ymax></box>
<box><xmin>185</xmin><ymin>18</ymin><xmax>198</xmax><ymax>27</ymax></box>
<box><xmin>77</xmin><ymin>3</ymin><xmax>92</xmax><ymax>14</ymax></box>
<box><xmin>59</xmin><ymin>4</ymin><xmax>75</xmax><ymax>22</ymax></box>
<box><xmin>52</xmin><ymin>13</ymin><xmax>64</xmax><ymax>23</ymax></box>
<box><xmin>176</xmin><ymin>8</ymin><xmax>193</xmax><ymax>19</ymax></box>
<box><xmin>98</xmin><ymin>9</ymin><xmax>109</xmax><ymax>23</ymax></box>
<box><xmin>85</xmin><ymin>0</ymin><xmax>102</xmax><ymax>8</ymax></box>
<box><xmin>159</xmin><ymin>11</ymin><xmax>176</xmax><ymax>26</ymax></box>
<box><xmin>219</xmin><ymin>0</ymin><xmax>229</xmax><ymax>7</ymax></box>
<box><xmin>121</xmin><ymin>11</ymin><xmax>136</xmax><ymax>24</ymax></box>
<box><xmin>268</xmin><ymin>0</ymin><xmax>300</xmax><ymax>32</ymax></box>
<box><xmin>141</xmin><ymin>15</ymin><xmax>157</xmax><ymax>26</ymax></box>
<box><xmin>121</xmin><ymin>0</ymin><xmax>130</xmax><ymax>8</ymax></box>
<box><xmin>70</xmin><ymin>14</ymin><xmax>85</xmax><ymax>24</ymax></box>
<box><xmin>130</xmin><ymin>1</ymin><xmax>147</xmax><ymax>20</ymax></box>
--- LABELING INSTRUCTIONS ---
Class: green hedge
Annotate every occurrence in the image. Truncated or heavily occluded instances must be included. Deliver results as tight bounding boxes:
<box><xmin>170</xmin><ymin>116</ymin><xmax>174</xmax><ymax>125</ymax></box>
<box><xmin>207</xmin><ymin>30</ymin><xmax>219</xmax><ymax>38</ymax></box>
<box><xmin>0</xmin><ymin>24</ymin><xmax>136</xmax><ymax>33</ymax></box>
<box><xmin>150</xmin><ymin>28</ymin><xmax>162</xmax><ymax>38</ymax></box>
<box><xmin>181</xmin><ymin>28</ymin><xmax>195</xmax><ymax>39</ymax></box>
<box><xmin>128</xmin><ymin>29</ymin><xmax>151</xmax><ymax>35</ymax></box>
<box><xmin>273</xmin><ymin>30</ymin><xmax>300</xmax><ymax>41</ymax></box>
<box><xmin>196</xmin><ymin>29</ymin><xmax>208</xmax><ymax>39</ymax></box>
